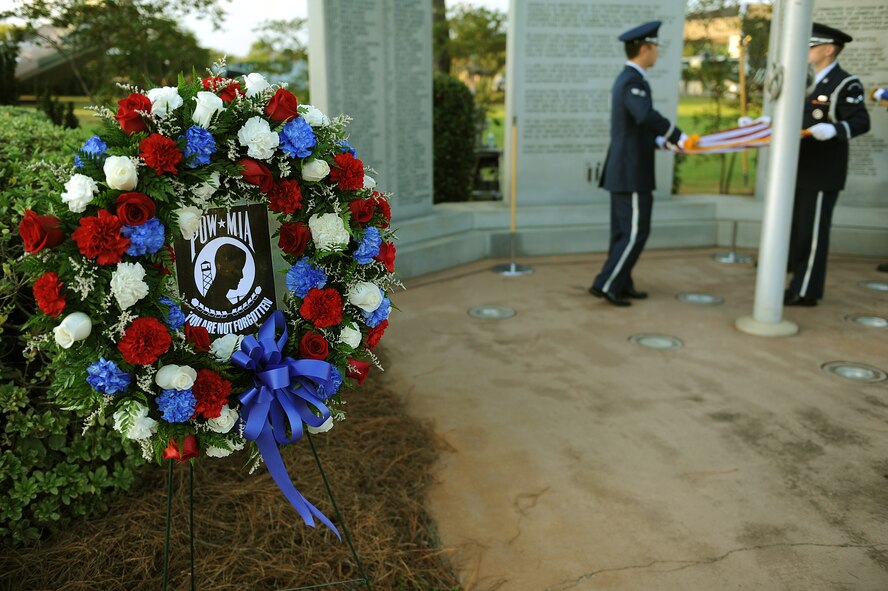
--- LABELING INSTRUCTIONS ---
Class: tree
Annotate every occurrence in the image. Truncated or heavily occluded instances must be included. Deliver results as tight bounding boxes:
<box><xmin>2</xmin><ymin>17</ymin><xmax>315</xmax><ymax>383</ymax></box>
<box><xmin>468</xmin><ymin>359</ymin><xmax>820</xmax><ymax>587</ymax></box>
<box><xmin>244</xmin><ymin>17</ymin><xmax>308</xmax><ymax>97</ymax></box>
<box><xmin>0</xmin><ymin>26</ymin><xmax>19</xmax><ymax>105</ymax></box>
<box><xmin>0</xmin><ymin>0</ymin><xmax>224</xmax><ymax>102</ymax></box>
<box><xmin>443</xmin><ymin>3</ymin><xmax>507</xmax><ymax>144</ymax></box>
<box><xmin>432</xmin><ymin>0</ymin><xmax>450</xmax><ymax>74</ymax></box>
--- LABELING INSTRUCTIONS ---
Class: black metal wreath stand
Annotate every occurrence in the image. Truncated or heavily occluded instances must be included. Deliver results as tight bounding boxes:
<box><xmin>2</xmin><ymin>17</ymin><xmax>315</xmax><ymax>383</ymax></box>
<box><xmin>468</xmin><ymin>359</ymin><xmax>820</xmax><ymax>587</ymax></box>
<box><xmin>160</xmin><ymin>433</ymin><xmax>371</xmax><ymax>591</ymax></box>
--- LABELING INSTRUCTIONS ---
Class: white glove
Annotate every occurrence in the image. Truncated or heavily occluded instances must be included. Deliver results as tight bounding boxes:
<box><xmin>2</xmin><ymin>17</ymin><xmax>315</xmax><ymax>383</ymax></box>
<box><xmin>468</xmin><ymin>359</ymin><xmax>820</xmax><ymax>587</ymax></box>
<box><xmin>676</xmin><ymin>132</ymin><xmax>688</xmax><ymax>151</ymax></box>
<box><xmin>808</xmin><ymin>122</ymin><xmax>837</xmax><ymax>141</ymax></box>
<box><xmin>655</xmin><ymin>136</ymin><xmax>666</xmax><ymax>149</ymax></box>
<box><xmin>737</xmin><ymin>116</ymin><xmax>754</xmax><ymax>127</ymax></box>
<box><xmin>873</xmin><ymin>88</ymin><xmax>887</xmax><ymax>102</ymax></box>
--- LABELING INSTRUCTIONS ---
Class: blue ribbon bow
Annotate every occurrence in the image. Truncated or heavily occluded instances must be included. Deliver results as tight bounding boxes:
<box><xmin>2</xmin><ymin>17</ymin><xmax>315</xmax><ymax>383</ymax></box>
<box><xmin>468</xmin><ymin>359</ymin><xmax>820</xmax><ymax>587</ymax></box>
<box><xmin>232</xmin><ymin>310</ymin><xmax>340</xmax><ymax>538</ymax></box>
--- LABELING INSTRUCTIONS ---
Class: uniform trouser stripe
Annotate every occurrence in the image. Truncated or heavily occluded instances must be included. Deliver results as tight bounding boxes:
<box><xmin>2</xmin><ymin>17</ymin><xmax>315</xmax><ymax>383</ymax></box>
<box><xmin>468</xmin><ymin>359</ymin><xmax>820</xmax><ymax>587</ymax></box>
<box><xmin>603</xmin><ymin>193</ymin><xmax>638</xmax><ymax>293</ymax></box>
<box><xmin>799</xmin><ymin>191</ymin><xmax>823</xmax><ymax>298</ymax></box>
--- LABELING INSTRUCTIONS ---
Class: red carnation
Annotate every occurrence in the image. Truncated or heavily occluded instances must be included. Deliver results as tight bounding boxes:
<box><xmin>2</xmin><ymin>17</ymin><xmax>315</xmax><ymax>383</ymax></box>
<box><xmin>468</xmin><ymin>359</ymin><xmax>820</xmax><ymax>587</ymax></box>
<box><xmin>115</xmin><ymin>192</ymin><xmax>156</xmax><ymax>226</ymax></box>
<box><xmin>192</xmin><ymin>369</ymin><xmax>232</xmax><ymax>419</ymax></box>
<box><xmin>139</xmin><ymin>133</ymin><xmax>182</xmax><ymax>175</ymax></box>
<box><xmin>33</xmin><ymin>272</ymin><xmax>66</xmax><ymax>317</ymax></box>
<box><xmin>239</xmin><ymin>158</ymin><xmax>274</xmax><ymax>192</ymax></box>
<box><xmin>349</xmin><ymin>199</ymin><xmax>374</xmax><ymax>224</ymax></box>
<box><xmin>329</xmin><ymin>152</ymin><xmax>364</xmax><ymax>191</ymax></box>
<box><xmin>19</xmin><ymin>210</ymin><xmax>65</xmax><ymax>254</ymax></box>
<box><xmin>347</xmin><ymin>358</ymin><xmax>371</xmax><ymax>385</ymax></box>
<box><xmin>265</xmin><ymin>88</ymin><xmax>299</xmax><ymax>122</ymax></box>
<box><xmin>299</xmin><ymin>332</ymin><xmax>329</xmax><ymax>360</ymax></box>
<box><xmin>372</xmin><ymin>193</ymin><xmax>391</xmax><ymax>227</ymax></box>
<box><xmin>118</xmin><ymin>317</ymin><xmax>172</xmax><ymax>365</ymax></box>
<box><xmin>365</xmin><ymin>319</ymin><xmax>388</xmax><ymax>350</ymax></box>
<box><xmin>299</xmin><ymin>288</ymin><xmax>343</xmax><ymax>328</ymax></box>
<box><xmin>71</xmin><ymin>210</ymin><xmax>130</xmax><ymax>266</ymax></box>
<box><xmin>278</xmin><ymin>222</ymin><xmax>311</xmax><ymax>257</ymax></box>
<box><xmin>115</xmin><ymin>93</ymin><xmax>151</xmax><ymax>134</ymax></box>
<box><xmin>184</xmin><ymin>323</ymin><xmax>211</xmax><ymax>353</ymax></box>
<box><xmin>268</xmin><ymin>179</ymin><xmax>303</xmax><ymax>215</ymax></box>
<box><xmin>374</xmin><ymin>241</ymin><xmax>396</xmax><ymax>273</ymax></box>
<box><xmin>202</xmin><ymin>76</ymin><xmax>242</xmax><ymax>103</ymax></box>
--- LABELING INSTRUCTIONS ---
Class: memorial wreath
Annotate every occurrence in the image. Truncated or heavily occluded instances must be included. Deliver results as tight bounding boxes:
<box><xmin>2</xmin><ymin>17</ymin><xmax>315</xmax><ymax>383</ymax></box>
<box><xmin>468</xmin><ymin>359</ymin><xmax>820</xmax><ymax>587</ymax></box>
<box><xmin>17</xmin><ymin>65</ymin><xmax>397</xmax><ymax>533</ymax></box>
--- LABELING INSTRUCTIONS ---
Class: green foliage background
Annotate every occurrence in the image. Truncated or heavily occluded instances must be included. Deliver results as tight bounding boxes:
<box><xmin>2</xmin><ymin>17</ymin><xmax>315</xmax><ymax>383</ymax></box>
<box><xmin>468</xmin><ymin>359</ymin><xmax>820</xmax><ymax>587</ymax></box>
<box><xmin>0</xmin><ymin>107</ymin><xmax>146</xmax><ymax>546</ymax></box>
<box><xmin>432</xmin><ymin>73</ymin><xmax>476</xmax><ymax>203</ymax></box>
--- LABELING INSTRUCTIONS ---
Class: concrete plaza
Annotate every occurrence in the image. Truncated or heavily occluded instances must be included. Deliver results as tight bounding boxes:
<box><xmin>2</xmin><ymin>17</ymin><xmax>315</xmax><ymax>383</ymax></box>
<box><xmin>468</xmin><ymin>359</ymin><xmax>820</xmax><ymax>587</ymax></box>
<box><xmin>377</xmin><ymin>249</ymin><xmax>888</xmax><ymax>590</ymax></box>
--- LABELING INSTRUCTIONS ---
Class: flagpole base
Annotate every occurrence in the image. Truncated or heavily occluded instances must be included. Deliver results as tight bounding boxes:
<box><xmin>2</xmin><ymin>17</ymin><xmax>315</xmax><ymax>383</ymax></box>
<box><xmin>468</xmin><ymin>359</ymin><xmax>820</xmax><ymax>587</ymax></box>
<box><xmin>491</xmin><ymin>263</ymin><xmax>533</xmax><ymax>276</ymax></box>
<box><xmin>735</xmin><ymin>315</ymin><xmax>798</xmax><ymax>337</ymax></box>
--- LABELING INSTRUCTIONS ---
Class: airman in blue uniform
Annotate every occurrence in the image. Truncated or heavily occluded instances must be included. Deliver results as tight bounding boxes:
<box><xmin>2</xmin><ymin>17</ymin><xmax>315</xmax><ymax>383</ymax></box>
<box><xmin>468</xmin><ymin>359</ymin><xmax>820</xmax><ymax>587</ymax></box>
<box><xmin>784</xmin><ymin>23</ymin><xmax>870</xmax><ymax>306</ymax></box>
<box><xmin>590</xmin><ymin>21</ymin><xmax>685</xmax><ymax>306</ymax></box>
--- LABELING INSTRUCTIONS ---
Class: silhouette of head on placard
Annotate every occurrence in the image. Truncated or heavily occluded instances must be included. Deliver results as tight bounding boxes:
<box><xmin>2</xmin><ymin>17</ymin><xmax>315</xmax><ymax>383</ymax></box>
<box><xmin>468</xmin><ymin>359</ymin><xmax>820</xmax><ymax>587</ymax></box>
<box><xmin>204</xmin><ymin>244</ymin><xmax>248</xmax><ymax>310</ymax></box>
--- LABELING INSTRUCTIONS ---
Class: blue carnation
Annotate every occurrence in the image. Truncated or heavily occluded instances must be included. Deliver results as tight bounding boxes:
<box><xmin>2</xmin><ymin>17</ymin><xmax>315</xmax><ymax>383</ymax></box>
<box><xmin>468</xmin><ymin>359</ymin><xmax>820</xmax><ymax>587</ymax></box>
<box><xmin>122</xmin><ymin>217</ymin><xmax>166</xmax><ymax>256</ymax></box>
<box><xmin>159</xmin><ymin>297</ymin><xmax>186</xmax><ymax>330</ymax></box>
<box><xmin>74</xmin><ymin>135</ymin><xmax>108</xmax><ymax>168</ymax></box>
<box><xmin>354</xmin><ymin>227</ymin><xmax>382</xmax><ymax>264</ymax></box>
<box><xmin>86</xmin><ymin>357</ymin><xmax>131</xmax><ymax>395</ymax></box>
<box><xmin>280</xmin><ymin>117</ymin><xmax>317</xmax><ymax>158</ymax></box>
<box><xmin>318</xmin><ymin>366</ymin><xmax>343</xmax><ymax>398</ymax></box>
<box><xmin>361</xmin><ymin>296</ymin><xmax>390</xmax><ymax>328</ymax></box>
<box><xmin>338</xmin><ymin>140</ymin><xmax>356</xmax><ymax>157</ymax></box>
<box><xmin>156</xmin><ymin>389</ymin><xmax>196</xmax><ymax>423</ymax></box>
<box><xmin>182</xmin><ymin>126</ymin><xmax>216</xmax><ymax>168</ymax></box>
<box><xmin>285</xmin><ymin>257</ymin><xmax>327</xmax><ymax>298</ymax></box>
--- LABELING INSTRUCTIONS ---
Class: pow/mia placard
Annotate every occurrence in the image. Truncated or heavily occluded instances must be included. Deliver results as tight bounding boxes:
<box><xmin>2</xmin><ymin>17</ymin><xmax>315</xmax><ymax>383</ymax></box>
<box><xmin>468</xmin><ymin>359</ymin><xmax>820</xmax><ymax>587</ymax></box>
<box><xmin>174</xmin><ymin>203</ymin><xmax>276</xmax><ymax>335</ymax></box>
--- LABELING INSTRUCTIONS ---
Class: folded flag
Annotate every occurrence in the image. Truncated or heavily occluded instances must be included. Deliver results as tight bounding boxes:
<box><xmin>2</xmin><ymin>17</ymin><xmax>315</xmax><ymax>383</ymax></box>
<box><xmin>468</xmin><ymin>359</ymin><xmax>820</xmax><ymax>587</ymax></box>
<box><xmin>683</xmin><ymin>117</ymin><xmax>811</xmax><ymax>154</ymax></box>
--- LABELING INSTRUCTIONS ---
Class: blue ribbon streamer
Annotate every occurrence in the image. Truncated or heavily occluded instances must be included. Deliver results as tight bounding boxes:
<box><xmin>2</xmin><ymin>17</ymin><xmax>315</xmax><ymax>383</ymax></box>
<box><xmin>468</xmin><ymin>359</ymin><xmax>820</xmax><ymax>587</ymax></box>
<box><xmin>232</xmin><ymin>310</ymin><xmax>340</xmax><ymax>538</ymax></box>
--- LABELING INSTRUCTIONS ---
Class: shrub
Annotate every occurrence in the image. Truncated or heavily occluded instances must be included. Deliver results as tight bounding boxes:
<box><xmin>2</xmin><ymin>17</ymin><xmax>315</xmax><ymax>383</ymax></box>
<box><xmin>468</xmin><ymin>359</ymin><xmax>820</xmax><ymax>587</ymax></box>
<box><xmin>432</xmin><ymin>72</ymin><xmax>476</xmax><ymax>203</ymax></box>
<box><xmin>0</xmin><ymin>107</ymin><xmax>145</xmax><ymax>546</ymax></box>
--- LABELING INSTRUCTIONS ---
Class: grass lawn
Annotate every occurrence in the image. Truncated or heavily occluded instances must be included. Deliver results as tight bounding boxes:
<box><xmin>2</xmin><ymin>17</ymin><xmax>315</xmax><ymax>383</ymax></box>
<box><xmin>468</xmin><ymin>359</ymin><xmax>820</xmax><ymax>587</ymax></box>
<box><xmin>18</xmin><ymin>95</ymin><xmax>102</xmax><ymax>130</ymax></box>
<box><xmin>484</xmin><ymin>95</ymin><xmax>764</xmax><ymax>195</ymax></box>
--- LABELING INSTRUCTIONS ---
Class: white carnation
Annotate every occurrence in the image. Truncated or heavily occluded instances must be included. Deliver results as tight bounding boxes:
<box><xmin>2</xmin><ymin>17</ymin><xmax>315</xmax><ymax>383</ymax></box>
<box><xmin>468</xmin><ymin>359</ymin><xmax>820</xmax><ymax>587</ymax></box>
<box><xmin>206</xmin><ymin>405</ymin><xmax>239</xmax><ymax>433</ymax></box>
<box><xmin>244</xmin><ymin>73</ymin><xmax>270</xmax><ymax>97</ymax></box>
<box><xmin>147</xmin><ymin>86</ymin><xmax>183</xmax><ymax>118</ymax></box>
<box><xmin>363</xmin><ymin>174</ymin><xmax>376</xmax><ymax>190</ymax></box>
<box><xmin>176</xmin><ymin>206</ymin><xmax>203</xmax><ymax>240</ymax></box>
<box><xmin>347</xmin><ymin>282</ymin><xmax>383</xmax><ymax>312</ymax></box>
<box><xmin>308</xmin><ymin>212</ymin><xmax>349</xmax><ymax>251</ymax></box>
<box><xmin>155</xmin><ymin>364</ymin><xmax>198</xmax><ymax>391</ymax></box>
<box><xmin>300</xmin><ymin>104</ymin><xmax>330</xmax><ymax>127</ymax></box>
<box><xmin>237</xmin><ymin>116</ymin><xmax>280</xmax><ymax>160</ymax></box>
<box><xmin>193</xmin><ymin>171</ymin><xmax>220</xmax><ymax>201</ymax></box>
<box><xmin>110</xmin><ymin>262</ymin><xmax>149</xmax><ymax>310</ymax></box>
<box><xmin>302</xmin><ymin>159</ymin><xmax>330</xmax><ymax>182</ymax></box>
<box><xmin>205</xmin><ymin>437</ymin><xmax>245</xmax><ymax>458</ymax></box>
<box><xmin>103</xmin><ymin>156</ymin><xmax>138</xmax><ymax>191</ymax></box>
<box><xmin>339</xmin><ymin>325</ymin><xmax>362</xmax><ymax>349</ymax></box>
<box><xmin>113</xmin><ymin>402</ymin><xmax>159</xmax><ymax>440</ymax></box>
<box><xmin>60</xmin><ymin>174</ymin><xmax>99</xmax><ymax>213</ymax></box>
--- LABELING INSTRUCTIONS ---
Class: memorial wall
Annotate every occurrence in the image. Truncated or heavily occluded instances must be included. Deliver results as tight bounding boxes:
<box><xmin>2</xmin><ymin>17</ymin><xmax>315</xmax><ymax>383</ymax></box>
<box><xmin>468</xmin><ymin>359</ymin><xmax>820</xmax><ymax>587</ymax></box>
<box><xmin>307</xmin><ymin>0</ymin><xmax>433</xmax><ymax>220</ymax></box>
<box><xmin>505</xmin><ymin>0</ymin><xmax>686</xmax><ymax>206</ymax></box>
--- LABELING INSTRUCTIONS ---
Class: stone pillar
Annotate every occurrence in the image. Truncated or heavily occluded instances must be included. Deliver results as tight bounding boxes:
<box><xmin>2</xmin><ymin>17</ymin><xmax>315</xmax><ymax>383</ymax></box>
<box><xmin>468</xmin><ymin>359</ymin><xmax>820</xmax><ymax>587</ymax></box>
<box><xmin>307</xmin><ymin>0</ymin><xmax>434</xmax><ymax>221</ymax></box>
<box><xmin>504</xmin><ymin>0</ymin><xmax>686</xmax><ymax>206</ymax></box>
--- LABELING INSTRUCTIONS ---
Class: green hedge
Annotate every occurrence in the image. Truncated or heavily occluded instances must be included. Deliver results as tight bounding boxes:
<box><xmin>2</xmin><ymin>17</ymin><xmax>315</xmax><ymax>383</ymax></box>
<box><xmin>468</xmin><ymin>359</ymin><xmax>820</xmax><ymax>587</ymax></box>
<box><xmin>432</xmin><ymin>73</ymin><xmax>476</xmax><ymax>203</ymax></box>
<box><xmin>0</xmin><ymin>106</ymin><xmax>146</xmax><ymax>546</ymax></box>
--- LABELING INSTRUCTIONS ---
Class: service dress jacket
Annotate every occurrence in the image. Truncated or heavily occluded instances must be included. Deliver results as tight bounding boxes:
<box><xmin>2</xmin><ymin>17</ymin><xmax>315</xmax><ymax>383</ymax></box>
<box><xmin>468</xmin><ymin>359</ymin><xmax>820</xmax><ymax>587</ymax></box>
<box><xmin>600</xmin><ymin>65</ymin><xmax>682</xmax><ymax>193</ymax></box>
<box><xmin>797</xmin><ymin>63</ymin><xmax>870</xmax><ymax>192</ymax></box>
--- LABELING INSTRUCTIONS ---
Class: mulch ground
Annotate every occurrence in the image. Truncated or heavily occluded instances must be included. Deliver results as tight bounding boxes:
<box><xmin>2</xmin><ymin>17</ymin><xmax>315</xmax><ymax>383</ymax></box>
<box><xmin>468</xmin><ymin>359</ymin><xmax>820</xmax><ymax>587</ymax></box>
<box><xmin>0</xmin><ymin>375</ymin><xmax>460</xmax><ymax>591</ymax></box>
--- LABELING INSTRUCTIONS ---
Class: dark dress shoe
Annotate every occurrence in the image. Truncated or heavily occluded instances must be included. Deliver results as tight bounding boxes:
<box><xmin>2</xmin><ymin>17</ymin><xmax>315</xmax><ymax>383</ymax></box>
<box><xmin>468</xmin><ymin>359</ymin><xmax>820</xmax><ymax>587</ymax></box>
<box><xmin>878</xmin><ymin>263</ymin><xmax>888</xmax><ymax>273</ymax></box>
<box><xmin>622</xmin><ymin>287</ymin><xmax>648</xmax><ymax>299</ymax></box>
<box><xmin>784</xmin><ymin>292</ymin><xmax>817</xmax><ymax>307</ymax></box>
<box><xmin>589</xmin><ymin>286</ymin><xmax>631</xmax><ymax>306</ymax></box>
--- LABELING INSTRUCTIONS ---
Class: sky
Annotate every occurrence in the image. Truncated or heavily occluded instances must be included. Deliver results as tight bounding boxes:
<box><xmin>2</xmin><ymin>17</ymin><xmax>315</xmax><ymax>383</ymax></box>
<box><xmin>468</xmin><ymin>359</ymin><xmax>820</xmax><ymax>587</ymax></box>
<box><xmin>0</xmin><ymin>0</ymin><xmax>510</xmax><ymax>57</ymax></box>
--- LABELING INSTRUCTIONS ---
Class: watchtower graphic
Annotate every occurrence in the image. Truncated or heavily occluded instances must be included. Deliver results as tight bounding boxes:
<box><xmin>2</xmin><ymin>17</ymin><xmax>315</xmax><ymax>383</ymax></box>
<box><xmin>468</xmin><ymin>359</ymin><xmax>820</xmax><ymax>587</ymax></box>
<box><xmin>201</xmin><ymin>261</ymin><xmax>213</xmax><ymax>294</ymax></box>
